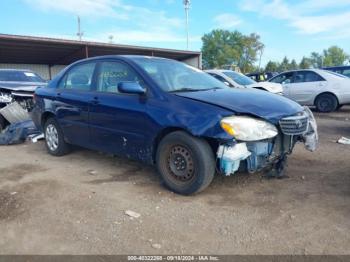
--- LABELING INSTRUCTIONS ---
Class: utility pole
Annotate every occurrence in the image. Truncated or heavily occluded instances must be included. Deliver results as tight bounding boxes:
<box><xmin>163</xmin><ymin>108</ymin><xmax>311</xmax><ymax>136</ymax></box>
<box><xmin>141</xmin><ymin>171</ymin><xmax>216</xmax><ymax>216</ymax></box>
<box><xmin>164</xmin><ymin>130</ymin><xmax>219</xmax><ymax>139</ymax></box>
<box><xmin>108</xmin><ymin>35</ymin><xmax>114</xmax><ymax>44</ymax></box>
<box><xmin>77</xmin><ymin>16</ymin><xmax>84</xmax><ymax>41</ymax></box>
<box><xmin>183</xmin><ymin>0</ymin><xmax>190</xmax><ymax>50</ymax></box>
<box><xmin>258</xmin><ymin>47</ymin><xmax>264</xmax><ymax>72</ymax></box>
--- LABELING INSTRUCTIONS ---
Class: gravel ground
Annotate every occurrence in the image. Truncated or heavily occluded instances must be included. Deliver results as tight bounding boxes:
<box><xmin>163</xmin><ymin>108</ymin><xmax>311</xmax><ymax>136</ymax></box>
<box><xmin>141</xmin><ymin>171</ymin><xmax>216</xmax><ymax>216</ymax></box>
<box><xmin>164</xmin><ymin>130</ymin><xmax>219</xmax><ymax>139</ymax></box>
<box><xmin>0</xmin><ymin>107</ymin><xmax>349</xmax><ymax>255</ymax></box>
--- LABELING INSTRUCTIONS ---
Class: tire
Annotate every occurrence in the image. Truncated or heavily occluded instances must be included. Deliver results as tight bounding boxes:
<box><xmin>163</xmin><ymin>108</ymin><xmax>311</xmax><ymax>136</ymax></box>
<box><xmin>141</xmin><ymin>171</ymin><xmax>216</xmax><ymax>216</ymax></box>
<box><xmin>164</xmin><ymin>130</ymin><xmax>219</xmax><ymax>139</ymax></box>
<box><xmin>156</xmin><ymin>131</ymin><xmax>215</xmax><ymax>195</ymax></box>
<box><xmin>0</xmin><ymin>114</ymin><xmax>9</xmax><ymax>133</ymax></box>
<box><xmin>315</xmin><ymin>93</ymin><xmax>338</xmax><ymax>112</ymax></box>
<box><xmin>44</xmin><ymin>117</ymin><xmax>70</xmax><ymax>156</ymax></box>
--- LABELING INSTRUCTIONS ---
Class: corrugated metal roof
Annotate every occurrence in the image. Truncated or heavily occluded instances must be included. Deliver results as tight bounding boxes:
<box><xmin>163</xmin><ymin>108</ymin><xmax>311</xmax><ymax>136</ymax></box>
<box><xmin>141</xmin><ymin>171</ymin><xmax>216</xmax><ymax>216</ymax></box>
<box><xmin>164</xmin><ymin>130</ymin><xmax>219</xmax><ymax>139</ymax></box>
<box><xmin>0</xmin><ymin>34</ymin><xmax>201</xmax><ymax>65</ymax></box>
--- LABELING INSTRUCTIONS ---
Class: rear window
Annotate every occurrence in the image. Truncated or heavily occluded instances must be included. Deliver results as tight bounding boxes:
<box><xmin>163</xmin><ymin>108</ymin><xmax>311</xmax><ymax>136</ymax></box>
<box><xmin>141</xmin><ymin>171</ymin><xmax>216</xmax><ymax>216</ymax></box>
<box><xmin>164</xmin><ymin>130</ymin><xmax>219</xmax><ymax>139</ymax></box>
<box><xmin>0</xmin><ymin>71</ymin><xmax>45</xmax><ymax>82</ymax></box>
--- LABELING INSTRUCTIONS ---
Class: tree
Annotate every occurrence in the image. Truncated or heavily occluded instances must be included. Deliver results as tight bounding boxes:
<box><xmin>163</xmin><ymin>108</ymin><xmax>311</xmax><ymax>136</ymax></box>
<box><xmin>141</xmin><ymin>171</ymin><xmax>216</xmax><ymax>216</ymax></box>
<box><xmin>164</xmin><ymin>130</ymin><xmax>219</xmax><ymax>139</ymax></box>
<box><xmin>299</xmin><ymin>57</ymin><xmax>311</xmax><ymax>69</ymax></box>
<box><xmin>309</xmin><ymin>52</ymin><xmax>323</xmax><ymax>68</ymax></box>
<box><xmin>279</xmin><ymin>56</ymin><xmax>290</xmax><ymax>71</ymax></box>
<box><xmin>238</xmin><ymin>33</ymin><xmax>265</xmax><ymax>73</ymax></box>
<box><xmin>265</xmin><ymin>61</ymin><xmax>279</xmax><ymax>72</ymax></box>
<box><xmin>322</xmin><ymin>46</ymin><xmax>349</xmax><ymax>67</ymax></box>
<box><xmin>290</xmin><ymin>59</ymin><xmax>298</xmax><ymax>70</ymax></box>
<box><xmin>201</xmin><ymin>29</ymin><xmax>264</xmax><ymax>72</ymax></box>
<box><xmin>201</xmin><ymin>29</ymin><xmax>242</xmax><ymax>69</ymax></box>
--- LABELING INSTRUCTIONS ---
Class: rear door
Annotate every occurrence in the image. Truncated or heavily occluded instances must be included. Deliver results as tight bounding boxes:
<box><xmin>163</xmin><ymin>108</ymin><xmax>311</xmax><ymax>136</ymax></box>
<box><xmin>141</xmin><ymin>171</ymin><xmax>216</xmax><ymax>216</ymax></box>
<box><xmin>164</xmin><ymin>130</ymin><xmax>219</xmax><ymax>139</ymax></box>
<box><xmin>288</xmin><ymin>71</ymin><xmax>327</xmax><ymax>104</ymax></box>
<box><xmin>54</xmin><ymin>61</ymin><xmax>97</xmax><ymax>146</ymax></box>
<box><xmin>88</xmin><ymin>60</ymin><xmax>149</xmax><ymax>158</ymax></box>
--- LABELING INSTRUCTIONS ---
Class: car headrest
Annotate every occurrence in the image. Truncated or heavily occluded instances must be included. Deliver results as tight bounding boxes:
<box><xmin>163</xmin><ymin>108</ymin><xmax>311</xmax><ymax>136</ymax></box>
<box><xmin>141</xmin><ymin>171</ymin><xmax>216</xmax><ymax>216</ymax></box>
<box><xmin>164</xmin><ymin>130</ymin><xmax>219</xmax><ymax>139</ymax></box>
<box><xmin>71</xmin><ymin>74</ymin><xmax>89</xmax><ymax>85</ymax></box>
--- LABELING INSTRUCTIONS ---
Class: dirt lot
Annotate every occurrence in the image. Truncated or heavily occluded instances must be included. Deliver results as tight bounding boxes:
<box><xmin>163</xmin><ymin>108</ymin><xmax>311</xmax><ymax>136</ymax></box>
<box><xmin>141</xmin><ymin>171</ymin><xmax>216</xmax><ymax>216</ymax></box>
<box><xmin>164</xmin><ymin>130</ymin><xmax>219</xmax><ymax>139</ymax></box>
<box><xmin>0</xmin><ymin>107</ymin><xmax>349</xmax><ymax>255</ymax></box>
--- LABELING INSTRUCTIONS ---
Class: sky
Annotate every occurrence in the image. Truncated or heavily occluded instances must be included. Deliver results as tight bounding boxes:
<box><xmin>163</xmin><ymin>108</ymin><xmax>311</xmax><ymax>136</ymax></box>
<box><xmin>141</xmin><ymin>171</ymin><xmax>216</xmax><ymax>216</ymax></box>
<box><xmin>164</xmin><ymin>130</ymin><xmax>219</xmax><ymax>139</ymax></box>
<box><xmin>1</xmin><ymin>0</ymin><xmax>350</xmax><ymax>66</ymax></box>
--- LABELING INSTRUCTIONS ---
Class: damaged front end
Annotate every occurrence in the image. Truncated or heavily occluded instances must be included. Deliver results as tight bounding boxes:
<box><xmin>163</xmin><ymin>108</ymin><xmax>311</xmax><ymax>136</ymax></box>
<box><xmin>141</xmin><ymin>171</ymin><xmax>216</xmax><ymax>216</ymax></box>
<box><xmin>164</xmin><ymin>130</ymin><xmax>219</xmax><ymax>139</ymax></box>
<box><xmin>0</xmin><ymin>89</ymin><xmax>35</xmax><ymax>111</ymax></box>
<box><xmin>217</xmin><ymin>107</ymin><xmax>318</xmax><ymax>177</ymax></box>
<box><xmin>0</xmin><ymin>88</ymin><xmax>35</xmax><ymax>128</ymax></box>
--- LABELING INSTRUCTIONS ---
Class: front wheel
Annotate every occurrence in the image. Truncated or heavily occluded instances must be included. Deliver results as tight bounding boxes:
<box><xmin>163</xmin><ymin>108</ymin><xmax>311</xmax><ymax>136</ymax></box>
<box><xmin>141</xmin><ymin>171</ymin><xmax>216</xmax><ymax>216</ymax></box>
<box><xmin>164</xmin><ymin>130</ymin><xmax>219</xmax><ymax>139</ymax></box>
<box><xmin>156</xmin><ymin>131</ymin><xmax>215</xmax><ymax>195</ymax></box>
<box><xmin>44</xmin><ymin>118</ymin><xmax>70</xmax><ymax>156</ymax></box>
<box><xmin>315</xmin><ymin>93</ymin><xmax>338</xmax><ymax>112</ymax></box>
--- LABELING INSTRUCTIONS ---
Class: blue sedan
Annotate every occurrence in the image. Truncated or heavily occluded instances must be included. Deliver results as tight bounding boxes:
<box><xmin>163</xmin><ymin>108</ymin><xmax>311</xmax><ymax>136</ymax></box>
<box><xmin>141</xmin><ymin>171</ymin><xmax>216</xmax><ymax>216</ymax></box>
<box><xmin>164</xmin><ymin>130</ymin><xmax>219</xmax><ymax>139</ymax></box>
<box><xmin>32</xmin><ymin>55</ymin><xmax>318</xmax><ymax>195</ymax></box>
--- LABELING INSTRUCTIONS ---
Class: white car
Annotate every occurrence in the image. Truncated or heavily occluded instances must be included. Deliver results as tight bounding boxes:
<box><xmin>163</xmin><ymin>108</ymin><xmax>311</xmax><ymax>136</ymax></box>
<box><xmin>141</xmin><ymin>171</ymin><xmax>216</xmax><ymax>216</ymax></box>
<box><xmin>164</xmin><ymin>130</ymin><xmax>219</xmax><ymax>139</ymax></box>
<box><xmin>205</xmin><ymin>69</ymin><xmax>283</xmax><ymax>95</ymax></box>
<box><xmin>269</xmin><ymin>69</ymin><xmax>350</xmax><ymax>112</ymax></box>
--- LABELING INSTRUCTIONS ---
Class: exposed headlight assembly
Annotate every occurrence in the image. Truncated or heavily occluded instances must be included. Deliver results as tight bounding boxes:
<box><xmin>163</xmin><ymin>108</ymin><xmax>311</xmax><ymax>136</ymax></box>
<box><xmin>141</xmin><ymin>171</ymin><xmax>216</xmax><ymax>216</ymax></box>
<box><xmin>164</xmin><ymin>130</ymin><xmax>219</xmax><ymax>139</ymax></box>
<box><xmin>220</xmin><ymin>116</ymin><xmax>278</xmax><ymax>141</ymax></box>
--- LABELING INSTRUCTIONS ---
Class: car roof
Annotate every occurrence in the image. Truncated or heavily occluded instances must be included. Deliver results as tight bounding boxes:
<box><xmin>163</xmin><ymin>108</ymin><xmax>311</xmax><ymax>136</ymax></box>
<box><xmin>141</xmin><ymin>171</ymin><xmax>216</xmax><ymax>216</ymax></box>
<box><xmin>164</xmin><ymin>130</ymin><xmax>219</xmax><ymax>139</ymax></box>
<box><xmin>76</xmin><ymin>55</ymin><xmax>172</xmax><ymax>63</ymax></box>
<box><xmin>277</xmin><ymin>69</ymin><xmax>326</xmax><ymax>74</ymax></box>
<box><xmin>205</xmin><ymin>69</ymin><xmax>237</xmax><ymax>73</ymax></box>
<box><xmin>323</xmin><ymin>65</ymin><xmax>350</xmax><ymax>69</ymax></box>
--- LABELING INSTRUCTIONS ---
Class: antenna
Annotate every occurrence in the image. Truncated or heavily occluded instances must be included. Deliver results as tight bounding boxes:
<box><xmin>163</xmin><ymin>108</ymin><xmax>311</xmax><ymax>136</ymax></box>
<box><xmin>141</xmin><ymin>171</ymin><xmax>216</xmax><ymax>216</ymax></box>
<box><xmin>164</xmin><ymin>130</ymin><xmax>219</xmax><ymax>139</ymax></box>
<box><xmin>183</xmin><ymin>0</ymin><xmax>191</xmax><ymax>50</ymax></box>
<box><xmin>77</xmin><ymin>16</ymin><xmax>84</xmax><ymax>41</ymax></box>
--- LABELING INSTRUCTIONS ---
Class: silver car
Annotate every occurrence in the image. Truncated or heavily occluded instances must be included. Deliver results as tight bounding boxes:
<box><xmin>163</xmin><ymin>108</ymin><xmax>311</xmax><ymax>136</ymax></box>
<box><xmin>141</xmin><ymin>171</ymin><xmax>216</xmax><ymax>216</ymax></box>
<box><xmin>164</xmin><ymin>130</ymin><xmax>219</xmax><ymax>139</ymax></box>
<box><xmin>269</xmin><ymin>69</ymin><xmax>350</xmax><ymax>112</ymax></box>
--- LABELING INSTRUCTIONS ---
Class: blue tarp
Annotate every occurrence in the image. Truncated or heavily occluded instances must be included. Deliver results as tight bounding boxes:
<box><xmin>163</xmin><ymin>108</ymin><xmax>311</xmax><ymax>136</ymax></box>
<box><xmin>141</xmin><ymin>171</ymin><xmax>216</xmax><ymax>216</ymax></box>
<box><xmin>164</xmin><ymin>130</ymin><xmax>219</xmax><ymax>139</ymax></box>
<box><xmin>0</xmin><ymin>120</ymin><xmax>40</xmax><ymax>145</ymax></box>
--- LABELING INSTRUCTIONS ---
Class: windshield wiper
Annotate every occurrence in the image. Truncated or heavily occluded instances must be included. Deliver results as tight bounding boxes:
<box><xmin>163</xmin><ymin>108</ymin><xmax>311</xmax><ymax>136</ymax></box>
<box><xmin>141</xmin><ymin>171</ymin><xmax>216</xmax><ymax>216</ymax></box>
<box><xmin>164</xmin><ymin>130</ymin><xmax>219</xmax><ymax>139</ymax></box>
<box><xmin>200</xmin><ymin>87</ymin><xmax>224</xmax><ymax>91</ymax></box>
<box><xmin>169</xmin><ymin>88</ymin><xmax>203</xmax><ymax>93</ymax></box>
<box><xmin>169</xmin><ymin>87</ymin><xmax>224</xmax><ymax>93</ymax></box>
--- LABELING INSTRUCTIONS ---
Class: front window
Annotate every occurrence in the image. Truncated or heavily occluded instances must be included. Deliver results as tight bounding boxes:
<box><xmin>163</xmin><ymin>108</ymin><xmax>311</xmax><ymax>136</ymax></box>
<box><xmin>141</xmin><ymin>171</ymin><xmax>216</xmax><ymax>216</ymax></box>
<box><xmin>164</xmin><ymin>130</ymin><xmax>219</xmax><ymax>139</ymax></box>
<box><xmin>96</xmin><ymin>61</ymin><xmax>144</xmax><ymax>93</ymax></box>
<box><xmin>222</xmin><ymin>71</ymin><xmax>256</xmax><ymax>86</ymax></box>
<box><xmin>0</xmin><ymin>70</ymin><xmax>45</xmax><ymax>82</ymax></box>
<box><xmin>270</xmin><ymin>72</ymin><xmax>294</xmax><ymax>84</ymax></box>
<box><xmin>132</xmin><ymin>57</ymin><xmax>228</xmax><ymax>92</ymax></box>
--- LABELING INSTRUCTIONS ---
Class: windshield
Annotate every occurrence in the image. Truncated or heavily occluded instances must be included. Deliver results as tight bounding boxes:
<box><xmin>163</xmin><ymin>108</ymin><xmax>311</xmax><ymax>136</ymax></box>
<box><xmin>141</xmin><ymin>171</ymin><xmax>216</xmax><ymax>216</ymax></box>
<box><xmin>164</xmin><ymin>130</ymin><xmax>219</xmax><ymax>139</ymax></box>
<box><xmin>223</xmin><ymin>71</ymin><xmax>256</xmax><ymax>86</ymax></box>
<box><xmin>0</xmin><ymin>70</ymin><xmax>45</xmax><ymax>82</ymax></box>
<box><xmin>132</xmin><ymin>57</ymin><xmax>228</xmax><ymax>92</ymax></box>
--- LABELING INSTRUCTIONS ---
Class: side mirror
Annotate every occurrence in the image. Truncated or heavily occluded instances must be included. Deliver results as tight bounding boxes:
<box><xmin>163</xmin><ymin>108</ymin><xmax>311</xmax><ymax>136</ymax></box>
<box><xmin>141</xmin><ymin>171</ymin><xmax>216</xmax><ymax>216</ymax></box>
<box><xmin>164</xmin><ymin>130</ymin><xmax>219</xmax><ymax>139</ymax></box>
<box><xmin>118</xmin><ymin>81</ymin><xmax>146</xmax><ymax>94</ymax></box>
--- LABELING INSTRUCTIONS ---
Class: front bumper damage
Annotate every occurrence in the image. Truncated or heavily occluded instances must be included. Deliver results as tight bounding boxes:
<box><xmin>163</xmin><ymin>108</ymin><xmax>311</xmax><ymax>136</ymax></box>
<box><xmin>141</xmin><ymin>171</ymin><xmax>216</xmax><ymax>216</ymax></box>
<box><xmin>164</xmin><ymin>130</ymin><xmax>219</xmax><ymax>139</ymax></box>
<box><xmin>217</xmin><ymin>107</ymin><xmax>318</xmax><ymax>176</ymax></box>
<box><xmin>0</xmin><ymin>89</ymin><xmax>35</xmax><ymax>129</ymax></box>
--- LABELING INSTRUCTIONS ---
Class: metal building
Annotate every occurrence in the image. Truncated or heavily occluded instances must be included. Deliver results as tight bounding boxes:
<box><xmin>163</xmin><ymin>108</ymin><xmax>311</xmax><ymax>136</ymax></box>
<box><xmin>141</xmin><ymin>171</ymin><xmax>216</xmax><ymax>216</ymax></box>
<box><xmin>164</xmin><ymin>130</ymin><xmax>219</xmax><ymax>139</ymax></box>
<box><xmin>0</xmin><ymin>34</ymin><xmax>202</xmax><ymax>80</ymax></box>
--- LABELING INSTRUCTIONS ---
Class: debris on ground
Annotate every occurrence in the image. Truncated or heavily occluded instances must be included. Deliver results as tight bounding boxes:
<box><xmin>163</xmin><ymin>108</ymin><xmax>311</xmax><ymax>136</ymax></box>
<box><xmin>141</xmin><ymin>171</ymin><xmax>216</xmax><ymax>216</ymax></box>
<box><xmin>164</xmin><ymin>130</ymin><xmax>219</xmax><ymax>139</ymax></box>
<box><xmin>337</xmin><ymin>137</ymin><xmax>350</xmax><ymax>145</ymax></box>
<box><xmin>88</xmin><ymin>170</ymin><xmax>98</xmax><ymax>175</ymax></box>
<box><xmin>125</xmin><ymin>210</ymin><xmax>141</xmax><ymax>218</ymax></box>
<box><xmin>29</xmin><ymin>133</ymin><xmax>45</xmax><ymax>143</ymax></box>
<box><xmin>151</xmin><ymin>243</ymin><xmax>162</xmax><ymax>249</ymax></box>
<box><xmin>0</xmin><ymin>120</ymin><xmax>40</xmax><ymax>145</ymax></box>
<box><xmin>0</xmin><ymin>102</ymin><xmax>30</xmax><ymax>124</ymax></box>
<box><xmin>0</xmin><ymin>101</ymin><xmax>42</xmax><ymax>145</ymax></box>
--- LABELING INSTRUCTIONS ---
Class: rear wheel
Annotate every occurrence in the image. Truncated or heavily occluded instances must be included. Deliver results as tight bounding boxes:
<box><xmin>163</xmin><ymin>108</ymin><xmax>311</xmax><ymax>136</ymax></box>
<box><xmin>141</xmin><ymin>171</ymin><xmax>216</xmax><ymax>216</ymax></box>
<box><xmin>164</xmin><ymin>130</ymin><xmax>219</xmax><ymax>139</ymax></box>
<box><xmin>44</xmin><ymin>118</ymin><xmax>70</xmax><ymax>156</ymax></box>
<box><xmin>315</xmin><ymin>93</ymin><xmax>338</xmax><ymax>112</ymax></box>
<box><xmin>156</xmin><ymin>131</ymin><xmax>215</xmax><ymax>195</ymax></box>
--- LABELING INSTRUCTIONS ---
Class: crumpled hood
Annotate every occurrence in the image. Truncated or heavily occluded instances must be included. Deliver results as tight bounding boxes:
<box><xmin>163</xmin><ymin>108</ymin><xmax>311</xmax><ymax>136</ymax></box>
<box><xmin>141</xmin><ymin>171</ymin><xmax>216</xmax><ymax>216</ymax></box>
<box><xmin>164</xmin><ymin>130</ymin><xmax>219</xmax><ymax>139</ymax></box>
<box><xmin>0</xmin><ymin>81</ymin><xmax>46</xmax><ymax>92</ymax></box>
<box><xmin>247</xmin><ymin>82</ymin><xmax>283</xmax><ymax>94</ymax></box>
<box><xmin>175</xmin><ymin>88</ymin><xmax>303</xmax><ymax>124</ymax></box>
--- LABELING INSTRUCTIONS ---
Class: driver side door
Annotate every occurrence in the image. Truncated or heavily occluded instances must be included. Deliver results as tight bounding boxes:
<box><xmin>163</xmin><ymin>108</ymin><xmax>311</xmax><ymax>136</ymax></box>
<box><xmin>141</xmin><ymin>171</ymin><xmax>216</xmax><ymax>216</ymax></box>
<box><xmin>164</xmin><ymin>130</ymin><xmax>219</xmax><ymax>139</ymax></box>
<box><xmin>270</xmin><ymin>72</ymin><xmax>295</xmax><ymax>98</ymax></box>
<box><xmin>88</xmin><ymin>60</ymin><xmax>150</xmax><ymax>159</ymax></box>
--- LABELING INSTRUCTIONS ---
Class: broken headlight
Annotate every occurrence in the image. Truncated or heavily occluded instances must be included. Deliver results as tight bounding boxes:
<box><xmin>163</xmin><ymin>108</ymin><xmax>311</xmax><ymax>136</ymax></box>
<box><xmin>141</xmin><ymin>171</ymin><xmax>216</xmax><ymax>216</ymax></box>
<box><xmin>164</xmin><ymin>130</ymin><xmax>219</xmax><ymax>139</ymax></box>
<box><xmin>220</xmin><ymin>116</ymin><xmax>278</xmax><ymax>141</ymax></box>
